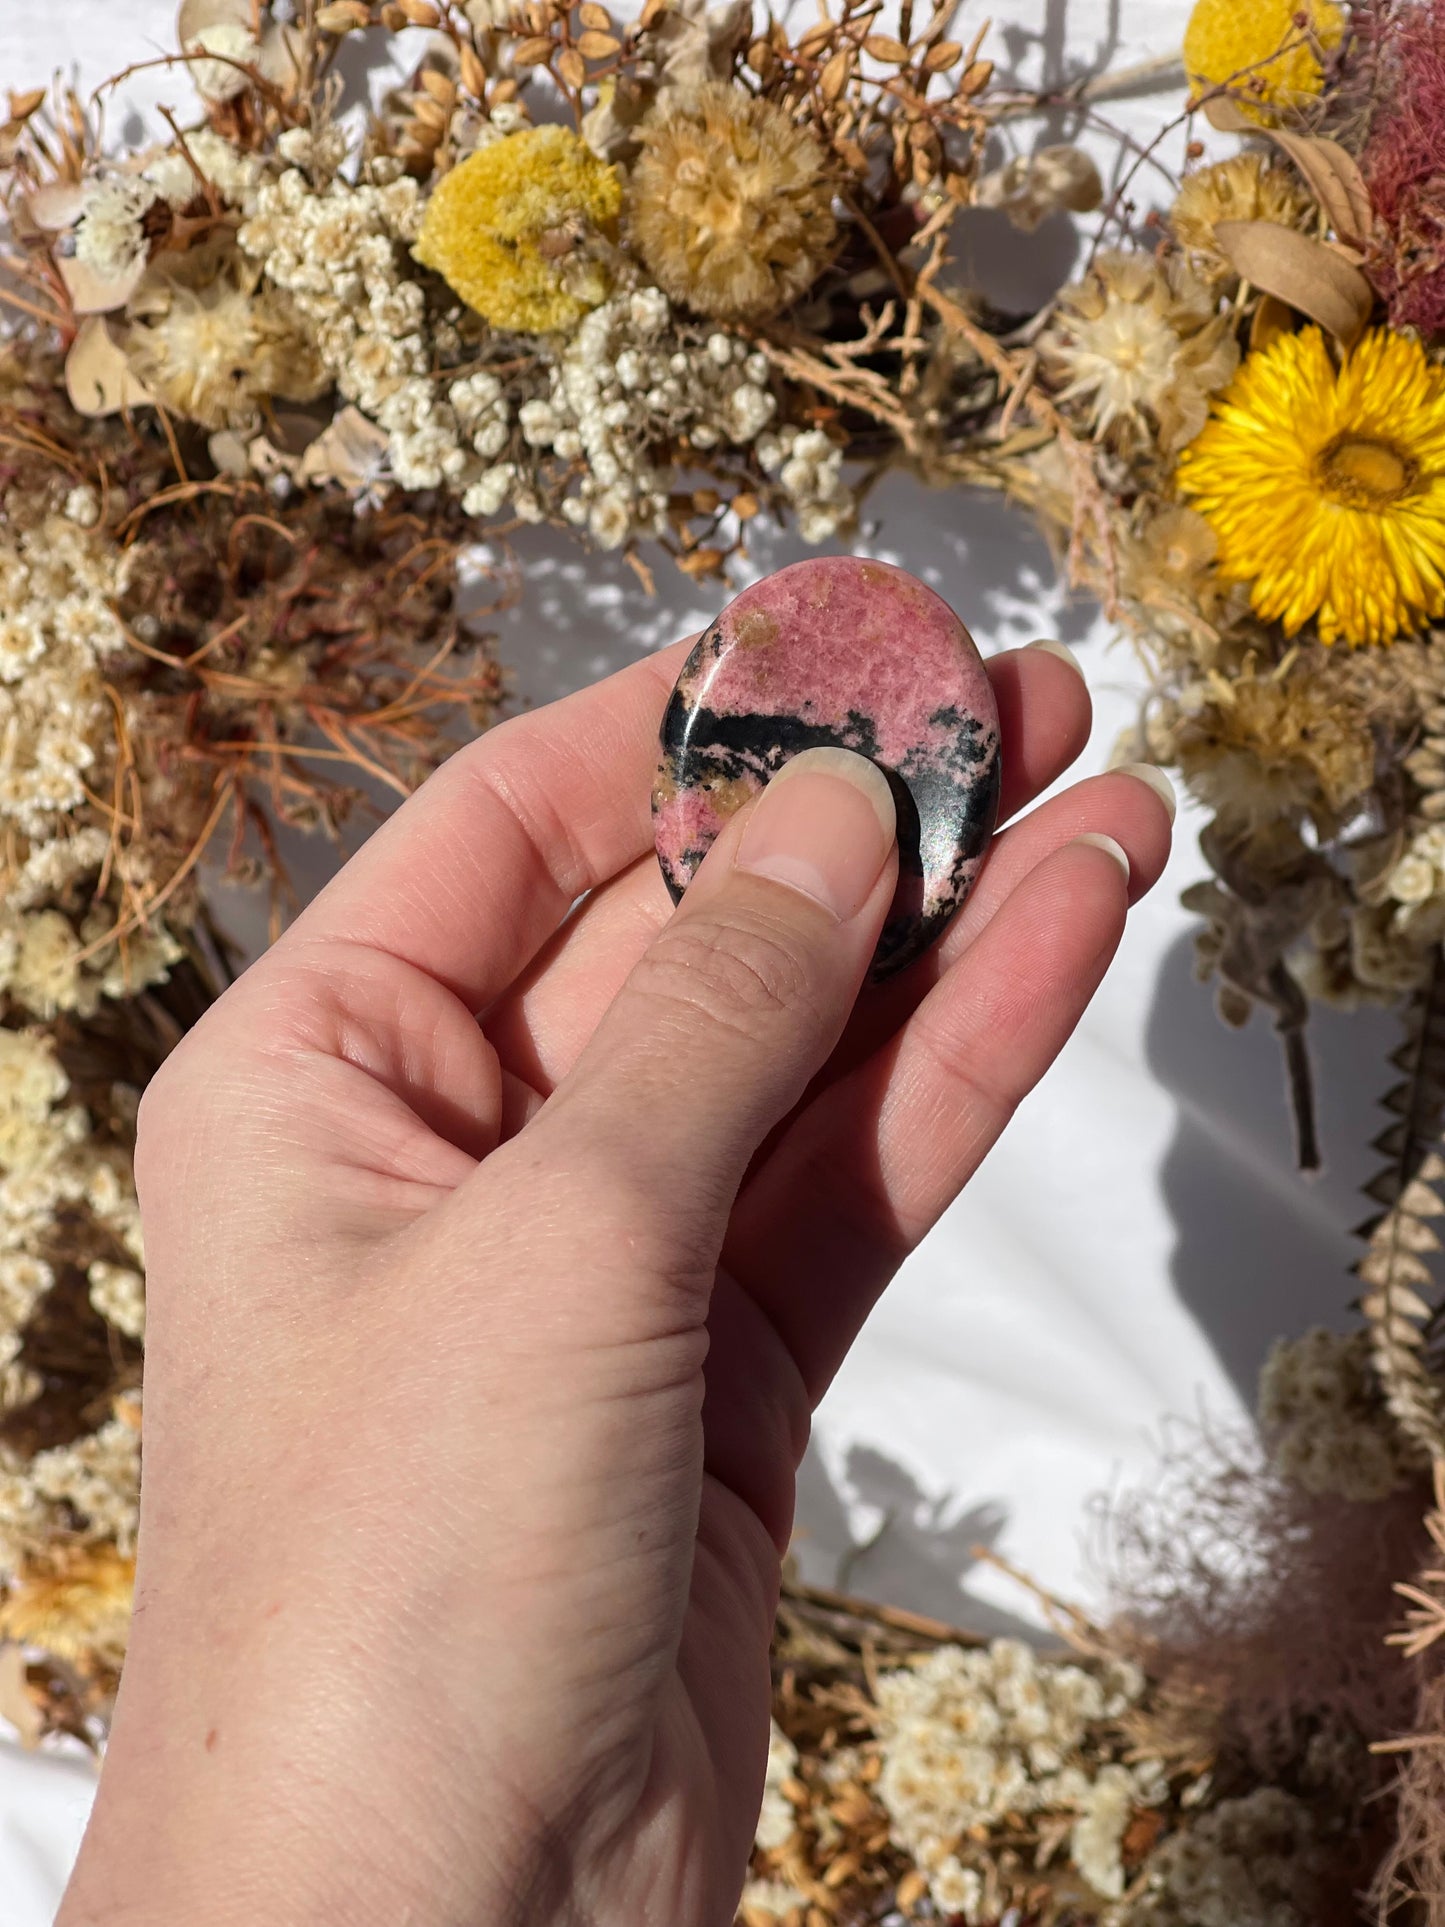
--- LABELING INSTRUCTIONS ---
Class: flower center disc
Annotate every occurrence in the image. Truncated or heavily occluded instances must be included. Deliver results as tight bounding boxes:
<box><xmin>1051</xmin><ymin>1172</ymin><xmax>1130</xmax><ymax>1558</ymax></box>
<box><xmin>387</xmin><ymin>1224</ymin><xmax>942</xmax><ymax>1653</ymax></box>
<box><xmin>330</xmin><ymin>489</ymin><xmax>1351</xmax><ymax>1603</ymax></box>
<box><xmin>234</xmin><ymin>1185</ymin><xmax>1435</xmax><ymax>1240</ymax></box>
<box><xmin>1317</xmin><ymin>434</ymin><xmax>1415</xmax><ymax>508</ymax></box>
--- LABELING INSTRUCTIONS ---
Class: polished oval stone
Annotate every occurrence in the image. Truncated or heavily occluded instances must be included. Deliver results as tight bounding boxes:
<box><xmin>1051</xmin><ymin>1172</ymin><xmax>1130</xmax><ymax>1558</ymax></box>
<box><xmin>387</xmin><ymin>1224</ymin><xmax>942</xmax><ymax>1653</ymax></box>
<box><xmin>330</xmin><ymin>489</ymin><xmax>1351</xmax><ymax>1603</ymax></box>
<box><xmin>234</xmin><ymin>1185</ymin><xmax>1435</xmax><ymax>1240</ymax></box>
<box><xmin>652</xmin><ymin>556</ymin><xmax>1001</xmax><ymax>979</ymax></box>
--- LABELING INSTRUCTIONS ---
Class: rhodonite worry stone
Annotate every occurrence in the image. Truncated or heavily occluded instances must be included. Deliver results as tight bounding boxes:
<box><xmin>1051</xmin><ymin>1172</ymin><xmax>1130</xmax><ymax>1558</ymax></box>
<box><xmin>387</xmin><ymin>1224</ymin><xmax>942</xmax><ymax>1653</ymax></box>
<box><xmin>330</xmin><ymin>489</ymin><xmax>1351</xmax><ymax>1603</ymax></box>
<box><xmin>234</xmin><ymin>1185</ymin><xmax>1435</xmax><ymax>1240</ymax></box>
<box><xmin>652</xmin><ymin>556</ymin><xmax>1001</xmax><ymax>979</ymax></box>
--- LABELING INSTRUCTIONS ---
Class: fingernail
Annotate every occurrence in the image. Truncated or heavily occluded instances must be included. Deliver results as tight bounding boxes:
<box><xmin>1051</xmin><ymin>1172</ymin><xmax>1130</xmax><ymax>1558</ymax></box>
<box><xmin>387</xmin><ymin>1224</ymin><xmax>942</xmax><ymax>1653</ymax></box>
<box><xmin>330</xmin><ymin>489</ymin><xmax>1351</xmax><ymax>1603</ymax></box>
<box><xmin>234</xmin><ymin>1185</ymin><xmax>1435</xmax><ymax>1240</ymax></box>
<box><xmin>1027</xmin><ymin>638</ymin><xmax>1085</xmax><ymax>679</ymax></box>
<box><xmin>1116</xmin><ymin>760</ymin><xmax>1177</xmax><ymax>823</ymax></box>
<box><xmin>735</xmin><ymin>748</ymin><xmax>896</xmax><ymax>921</ymax></box>
<box><xmin>1072</xmin><ymin>831</ymin><xmax>1131</xmax><ymax>882</ymax></box>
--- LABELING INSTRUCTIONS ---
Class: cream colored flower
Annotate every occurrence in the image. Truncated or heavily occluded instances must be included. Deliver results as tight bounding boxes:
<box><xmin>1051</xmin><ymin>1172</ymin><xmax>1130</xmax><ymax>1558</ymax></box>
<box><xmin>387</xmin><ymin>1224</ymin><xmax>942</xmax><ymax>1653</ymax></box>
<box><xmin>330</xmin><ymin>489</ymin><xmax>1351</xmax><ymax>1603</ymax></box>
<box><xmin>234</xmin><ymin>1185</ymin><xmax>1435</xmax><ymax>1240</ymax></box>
<box><xmin>1042</xmin><ymin>251</ymin><xmax>1239</xmax><ymax>455</ymax></box>
<box><xmin>73</xmin><ymin>178</ymin><xmax>152</xmax><ymax>283</ymax></box>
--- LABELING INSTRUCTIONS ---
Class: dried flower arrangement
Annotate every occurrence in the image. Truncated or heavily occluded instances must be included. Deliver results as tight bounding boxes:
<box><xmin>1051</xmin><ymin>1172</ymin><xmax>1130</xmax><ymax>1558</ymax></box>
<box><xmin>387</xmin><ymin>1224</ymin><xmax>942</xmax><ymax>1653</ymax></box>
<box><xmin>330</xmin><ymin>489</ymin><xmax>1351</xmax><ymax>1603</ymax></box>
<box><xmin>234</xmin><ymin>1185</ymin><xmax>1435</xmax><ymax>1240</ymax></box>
<box><xmin>4</xmin><ymin>0</ymin><xmax>1445</xmax><ymax>1919</ymax></box>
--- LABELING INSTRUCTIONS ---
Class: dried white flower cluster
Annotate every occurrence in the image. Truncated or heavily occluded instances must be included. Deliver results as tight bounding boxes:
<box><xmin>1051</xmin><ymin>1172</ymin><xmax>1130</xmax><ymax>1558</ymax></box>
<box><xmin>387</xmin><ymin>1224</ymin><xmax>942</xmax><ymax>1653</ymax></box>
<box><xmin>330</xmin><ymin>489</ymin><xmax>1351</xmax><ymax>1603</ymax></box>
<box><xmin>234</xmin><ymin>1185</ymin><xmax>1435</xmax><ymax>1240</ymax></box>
<box><xmin>1258</xmin><ymin>1326</ymin><xmax>1415</xmax><ymax>1501</ymax></box>
<box><xmin>1133</xmin><ymin>1788</ymin><xmax>1320</xmax><ymax>1926</ymax></box>
<box><xmin>756</xmin><ymin>424</ymin><xmax>854</xmax><ymax>544</ymax></box>
<box><xmin>0</xmin><ymin>509</ymin><xmax>181</xmax><ymax>1021</ymax></box>
<box><xmin>510</xmin><ymin>292</ymin><xmax>778</xmax><ymax>546</ymax></box>
<box><xmin>73</xmin><ymin>177</ymin><xmax>153</xmax><ymax>282</ymax></box>
<box><xmin>871</xmin><ymin>1640</ymin><xmax>1165</xmax><ymax>1920</ymax></box>
<box><xmin>0</xmin><ymin>512</ymin><xmax>125</xmax><ymax>836</ymax></box>
<box><xmin>0</xmin><ymin>1415</ymin><xmax>142</xmax><ymax>1574</ymax></box>
<box><xmin>205</xmin><ymin>132</ymin><xmax>854</xmax><ymax>545</ymax></box>
<box><xmin>239</xmin><ymin>168</ymin><xmax>460</xmax><ymax>490</ymax></box>
<box><xmin>0</xmin><ymin>1025</ymin><xmax>145</xmax><ymax>1568</ymax></box>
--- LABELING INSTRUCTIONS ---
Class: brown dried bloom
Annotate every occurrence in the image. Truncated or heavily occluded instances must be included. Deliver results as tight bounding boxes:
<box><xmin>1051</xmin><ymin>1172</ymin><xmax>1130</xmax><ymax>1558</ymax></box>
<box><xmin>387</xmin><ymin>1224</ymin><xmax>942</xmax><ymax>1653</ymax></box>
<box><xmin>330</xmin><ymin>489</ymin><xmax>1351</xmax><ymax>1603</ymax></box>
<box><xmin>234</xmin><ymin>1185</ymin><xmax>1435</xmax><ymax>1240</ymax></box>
<box><xmin>627</xmin><ymin>83</ymin><xmax>836</xmax><ymax>320</ymax></box>
<box><xmin>1042</xmin><ymin>251</ymin><xmax>1239</xmax><ymax>457</ymax></box>
<box><xmin>1168</xmin><ymin>652</ymin><xmax>1376</xmax><ymax>834</ymax></box>
<box><xmin>120</xmin><ymin>245</ymin><xmax>327</xmax><ymax>433</ymax></box>
<box><xmin>1169</xmin><ymin>153</ymin><xmax>1312</xmax><ymax>272</ymax></box>
<box><xmin>0</xmin><ymin>1542</ymin><xmax>133</xmax><ymax>1670</ymax></box>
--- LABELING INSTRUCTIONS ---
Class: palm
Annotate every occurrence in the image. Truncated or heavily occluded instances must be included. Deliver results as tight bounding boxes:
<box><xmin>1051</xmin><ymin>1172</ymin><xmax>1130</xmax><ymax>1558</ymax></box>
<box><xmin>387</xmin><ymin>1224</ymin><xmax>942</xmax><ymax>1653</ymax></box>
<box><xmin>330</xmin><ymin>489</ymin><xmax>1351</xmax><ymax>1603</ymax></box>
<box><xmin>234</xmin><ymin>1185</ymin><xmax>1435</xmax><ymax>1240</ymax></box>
<box><xmin>124</xmin><ymin>628</ymin><xmax>1166</xmax><ymax>1927</ymax></box>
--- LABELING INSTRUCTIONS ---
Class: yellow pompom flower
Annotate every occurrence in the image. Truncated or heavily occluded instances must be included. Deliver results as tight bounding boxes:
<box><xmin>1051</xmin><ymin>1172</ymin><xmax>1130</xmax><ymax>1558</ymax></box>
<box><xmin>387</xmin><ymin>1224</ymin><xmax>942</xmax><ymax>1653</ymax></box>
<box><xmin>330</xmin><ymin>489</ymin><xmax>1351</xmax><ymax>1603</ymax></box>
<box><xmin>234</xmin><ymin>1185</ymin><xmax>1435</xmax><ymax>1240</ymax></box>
<box><xmin>1176</xmin><ymin>327</ymin><xmax>1445</xmax><ymax>648</ymax></box>
<box><xmin>1183</xmin><ymin>0</ymin><xmax>1345</xmax><ymax>121</ymax></box>
<box><xmin>413</xmin><ymin>126</ymin><xmax>622</xmax><ymax>334</ymax></box>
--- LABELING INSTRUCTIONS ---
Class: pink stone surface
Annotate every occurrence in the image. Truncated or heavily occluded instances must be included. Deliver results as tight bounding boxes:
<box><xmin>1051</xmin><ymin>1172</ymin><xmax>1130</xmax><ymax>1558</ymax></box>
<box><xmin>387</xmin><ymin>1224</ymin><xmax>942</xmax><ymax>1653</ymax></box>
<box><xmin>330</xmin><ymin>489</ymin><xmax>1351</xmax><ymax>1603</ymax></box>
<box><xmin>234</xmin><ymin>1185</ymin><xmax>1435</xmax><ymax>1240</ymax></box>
<box><xmin>653</xmin><ymin>557</ymin><xmax>1001</xmax><ymax>977</ymax></box>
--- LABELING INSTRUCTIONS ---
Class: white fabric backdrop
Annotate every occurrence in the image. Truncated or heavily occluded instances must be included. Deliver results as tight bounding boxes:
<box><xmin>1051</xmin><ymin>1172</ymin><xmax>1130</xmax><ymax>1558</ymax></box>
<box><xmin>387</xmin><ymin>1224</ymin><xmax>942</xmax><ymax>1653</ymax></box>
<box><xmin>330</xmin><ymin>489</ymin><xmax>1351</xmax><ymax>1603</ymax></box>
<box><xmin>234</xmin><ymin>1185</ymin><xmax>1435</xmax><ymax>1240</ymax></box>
<box><xmin>0</xmin><ymin>1</ymin><xmax>1396</xmax><ymax>1916</ymax></box>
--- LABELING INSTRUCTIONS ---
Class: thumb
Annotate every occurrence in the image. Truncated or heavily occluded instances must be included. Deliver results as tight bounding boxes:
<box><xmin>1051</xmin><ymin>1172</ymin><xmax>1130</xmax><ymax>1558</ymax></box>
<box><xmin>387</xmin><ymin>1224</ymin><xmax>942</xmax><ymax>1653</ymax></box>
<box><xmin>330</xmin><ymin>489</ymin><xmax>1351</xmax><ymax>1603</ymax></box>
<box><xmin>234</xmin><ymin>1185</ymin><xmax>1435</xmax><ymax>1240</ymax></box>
<box><xmin>535</xmin><ymin>745</ymin><xmax>898</xmax><ymax>1246</ymax></box>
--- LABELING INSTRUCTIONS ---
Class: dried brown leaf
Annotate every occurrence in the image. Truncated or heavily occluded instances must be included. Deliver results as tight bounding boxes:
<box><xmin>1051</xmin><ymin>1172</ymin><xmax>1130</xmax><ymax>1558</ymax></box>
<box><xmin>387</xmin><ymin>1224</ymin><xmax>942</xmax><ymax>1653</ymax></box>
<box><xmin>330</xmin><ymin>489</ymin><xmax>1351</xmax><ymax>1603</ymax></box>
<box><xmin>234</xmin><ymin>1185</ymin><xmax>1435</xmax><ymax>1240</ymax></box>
<box><xmin>575</xmin><ymin>28</ymin><xmax>621</xmax><ymax>56</ymax></box>
<box><xmin>921</xmin><ymin>38</ymin><xmax>962</xmax><ymax>70</ymax></box>
<box><xmin>1201</xmin><ymin>94</ymin><xmax>1254</xmax><ymax>134</ymax></box>
<box><xmin>297</xmin><ymin>405</ymin><xmax>390</xmax><ymax>488</ymax></box>
<box><xmin>1249</xmin><ymin>291</ymin><xmax>1295</xmax><ymax>353</ymax></box>
<box><xmin>178</xmin><ymin>0</ymin><xmax>251</xmax><ymax>37</ymax></box>
<box><xmin>65</xmin><ymin>319</ymin><xmax>154</xmax><ymax>419</ymax></box>
<box><xmin>863</xmin><ymin>32</ymin><xmax>910</xmax><ymax>62</ymax></box>
<box><xmin>959</xmin><ymin>57</ymin><xmax>993</xmax><ymax>96</ymax></box>
<box><xmin>1212</xmin><ymin>219</ymin><xmax>1373</xmax><ymax>343</ymax></box>
<box><xmin>1264</xmin><ymin>129</ymin><xmax>1372</xmax><ymax>250</ymax></box>
<box><xmin>0</xmin><ymin>1646</ymin><xmax>44</xmax><ymax>1749</ymax></box>
<box><xmin>26</xmin><ymin>181</ymin><xmax>86</xmax><ymax>231</ymax></box>
<box><xmin>746</xmin><ymin>37</ymin><xmax>774</xmax><ymax>76</ymax></box>
<box><xmin>556</xmin><ymin>44</ymin><xmax>586</xmax><ymax>87</ymax></box>
<box><xmin>579</xmin><ymin>2</ymin><xmax>612</xmax><ymax>26</ymax></box>
<box><xmin>7</xmin><ymin>86</ymin><xmax>47</xmax><ymax>121</ymax></box>
<box><xmin>398</xmin><ymin>0</ymin><xmax>441</xmax><ymax>20</ymax></box>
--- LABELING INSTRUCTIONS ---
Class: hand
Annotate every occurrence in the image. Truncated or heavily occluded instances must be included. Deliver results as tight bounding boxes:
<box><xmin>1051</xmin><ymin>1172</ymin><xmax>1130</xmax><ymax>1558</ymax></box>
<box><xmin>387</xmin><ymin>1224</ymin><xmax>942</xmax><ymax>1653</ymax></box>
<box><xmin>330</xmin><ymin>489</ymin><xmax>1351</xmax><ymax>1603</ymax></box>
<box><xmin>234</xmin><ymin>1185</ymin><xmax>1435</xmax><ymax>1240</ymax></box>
<box><xmin>58</xmin><ymin>613</ymin><xmax>1173</xmax><ymax>1927</ymax></box>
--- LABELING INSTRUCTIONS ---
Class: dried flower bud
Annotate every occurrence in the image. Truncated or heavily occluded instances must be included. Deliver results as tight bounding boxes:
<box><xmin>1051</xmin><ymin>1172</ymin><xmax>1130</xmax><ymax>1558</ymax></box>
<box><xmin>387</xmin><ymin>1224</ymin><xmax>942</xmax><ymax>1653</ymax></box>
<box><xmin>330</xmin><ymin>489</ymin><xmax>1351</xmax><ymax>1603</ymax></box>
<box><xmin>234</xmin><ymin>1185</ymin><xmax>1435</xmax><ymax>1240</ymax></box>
<box><xmin>972</xmin><ymin>145</ymin><xmax>1103</xmax><ymax>233</ymax></box>
<box><xmin>627</xmin><ymin>82</ymin><xmax>836</xmax><ymax>320</ymax></box>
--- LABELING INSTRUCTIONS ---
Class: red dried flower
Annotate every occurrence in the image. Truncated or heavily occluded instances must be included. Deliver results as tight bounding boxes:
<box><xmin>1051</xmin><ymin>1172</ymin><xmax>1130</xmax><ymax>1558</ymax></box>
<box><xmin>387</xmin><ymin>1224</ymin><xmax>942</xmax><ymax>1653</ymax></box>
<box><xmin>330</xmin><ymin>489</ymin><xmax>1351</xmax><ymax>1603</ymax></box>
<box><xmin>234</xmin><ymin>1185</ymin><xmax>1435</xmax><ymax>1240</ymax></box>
<box><xmin>1361</xmin><ymin>0</ymin><xmax>1445</xmax><ymax>335</ymax></box>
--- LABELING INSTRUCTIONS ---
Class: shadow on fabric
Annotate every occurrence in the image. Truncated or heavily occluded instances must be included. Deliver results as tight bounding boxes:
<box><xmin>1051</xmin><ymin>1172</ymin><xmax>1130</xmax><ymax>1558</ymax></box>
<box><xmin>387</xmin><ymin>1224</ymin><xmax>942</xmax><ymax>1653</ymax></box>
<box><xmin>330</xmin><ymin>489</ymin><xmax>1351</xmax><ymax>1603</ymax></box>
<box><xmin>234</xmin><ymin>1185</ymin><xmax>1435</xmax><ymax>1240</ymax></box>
<box><xmin>1143</xmin><ymin>931</ymin><xmax>1406</xmax><ymax>1404</ymax></box>
<box><xmin>790</xmin><ymin>1441</ymin><xmax>1041</xmax><ymax>1641</ymax></box>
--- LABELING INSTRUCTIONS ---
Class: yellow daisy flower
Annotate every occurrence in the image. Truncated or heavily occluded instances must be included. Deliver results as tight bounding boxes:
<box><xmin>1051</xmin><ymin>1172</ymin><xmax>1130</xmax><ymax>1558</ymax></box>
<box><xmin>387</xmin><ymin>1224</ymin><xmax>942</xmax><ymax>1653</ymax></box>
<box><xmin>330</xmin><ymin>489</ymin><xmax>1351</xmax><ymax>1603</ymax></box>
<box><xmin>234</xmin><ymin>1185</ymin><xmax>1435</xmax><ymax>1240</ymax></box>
<box><xmin>1183</xmin><ymin>0</ymin><xmax>1344</xmax><ymax>122</ymax></box>
<box><xmin>1176</xmin><ymin>328</ymin><xmax>1445</xmax><ymax>648</ymax></box>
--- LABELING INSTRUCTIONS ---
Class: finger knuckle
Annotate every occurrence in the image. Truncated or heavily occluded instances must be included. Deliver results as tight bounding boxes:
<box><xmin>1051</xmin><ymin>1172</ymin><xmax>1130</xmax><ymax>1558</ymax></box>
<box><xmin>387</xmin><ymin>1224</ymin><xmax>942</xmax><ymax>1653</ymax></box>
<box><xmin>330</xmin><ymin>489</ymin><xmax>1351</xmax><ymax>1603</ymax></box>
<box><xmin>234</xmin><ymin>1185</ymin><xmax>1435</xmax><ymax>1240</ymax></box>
<box><xmin>630</xmin><ymin>915</ymin><xmax>819</xmax><ymax>1044</ymax></box>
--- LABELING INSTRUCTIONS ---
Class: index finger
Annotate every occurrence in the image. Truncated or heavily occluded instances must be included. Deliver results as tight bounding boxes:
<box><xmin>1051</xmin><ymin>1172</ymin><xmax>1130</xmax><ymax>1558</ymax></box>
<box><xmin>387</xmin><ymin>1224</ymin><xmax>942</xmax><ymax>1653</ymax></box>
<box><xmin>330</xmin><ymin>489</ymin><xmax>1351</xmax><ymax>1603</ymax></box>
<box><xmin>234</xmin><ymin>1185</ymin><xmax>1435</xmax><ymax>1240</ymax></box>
<box><xmin>285</xmin><ymin>637</ymin><xmax>692</xmax><ymax>1011</ymax></box>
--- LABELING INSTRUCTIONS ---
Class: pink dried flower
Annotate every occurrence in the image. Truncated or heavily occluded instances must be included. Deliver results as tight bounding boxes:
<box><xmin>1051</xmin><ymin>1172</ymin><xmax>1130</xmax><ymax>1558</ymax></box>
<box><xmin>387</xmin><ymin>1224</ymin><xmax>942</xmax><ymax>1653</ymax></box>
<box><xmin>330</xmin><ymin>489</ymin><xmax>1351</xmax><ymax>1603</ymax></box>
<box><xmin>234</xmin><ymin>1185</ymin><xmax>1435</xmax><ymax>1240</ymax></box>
<box><xmin>1361</xmin><ymin>0</ymin><xmax>1445</xmax><ymax>335</ymax></box>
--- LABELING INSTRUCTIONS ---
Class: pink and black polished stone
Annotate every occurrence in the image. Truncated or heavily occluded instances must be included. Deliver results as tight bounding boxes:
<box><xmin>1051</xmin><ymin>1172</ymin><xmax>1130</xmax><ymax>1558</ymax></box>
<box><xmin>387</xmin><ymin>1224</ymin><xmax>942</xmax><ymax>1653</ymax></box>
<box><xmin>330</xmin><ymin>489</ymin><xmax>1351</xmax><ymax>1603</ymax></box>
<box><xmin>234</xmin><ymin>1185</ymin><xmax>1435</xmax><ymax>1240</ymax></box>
<box><xmin>652</xmin><ymin>556</ymin><xmax>1001</xmax><ymax>980</ymax></box>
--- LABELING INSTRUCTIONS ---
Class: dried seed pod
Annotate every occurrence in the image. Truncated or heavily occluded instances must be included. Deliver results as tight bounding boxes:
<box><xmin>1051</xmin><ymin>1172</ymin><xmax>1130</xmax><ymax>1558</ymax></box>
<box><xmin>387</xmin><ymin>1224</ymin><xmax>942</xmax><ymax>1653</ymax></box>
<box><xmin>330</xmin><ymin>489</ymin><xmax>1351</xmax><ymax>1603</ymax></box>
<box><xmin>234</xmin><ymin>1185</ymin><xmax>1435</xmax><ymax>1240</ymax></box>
<box><xmin>397</xmin><ymin>0</ymin><xmax>442</xmax><ymax>21</ymax></box>
<box><xmin>316</xmin><ymin>0</ymin><xmax>371</xmax><ymax>29</ymax></box>
<box><xmin>419</xmin><ymin>67</ymin><xmax>457</xmax><ymax>105</ymax></box>
<box><xmin>458</xmin><ymin>40</ymin><xmax>487</xmax><ymax>92</ymax></box>
<box><xmin>922</xmin><ymin>38</ymin><xmax>962</xmax><ymax>70</ymax></box>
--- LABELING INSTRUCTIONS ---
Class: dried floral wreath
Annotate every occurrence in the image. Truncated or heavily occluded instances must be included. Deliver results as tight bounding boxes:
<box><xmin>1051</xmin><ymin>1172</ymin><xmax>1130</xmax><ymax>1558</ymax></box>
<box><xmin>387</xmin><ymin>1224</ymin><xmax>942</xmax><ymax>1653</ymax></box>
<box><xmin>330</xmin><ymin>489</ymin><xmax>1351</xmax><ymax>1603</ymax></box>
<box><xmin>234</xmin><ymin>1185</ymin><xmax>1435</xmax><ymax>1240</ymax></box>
<box><xmin>2</xmin><ymin>0</ymin><xmax>1445</xmax><ymax>1919</ymax></box>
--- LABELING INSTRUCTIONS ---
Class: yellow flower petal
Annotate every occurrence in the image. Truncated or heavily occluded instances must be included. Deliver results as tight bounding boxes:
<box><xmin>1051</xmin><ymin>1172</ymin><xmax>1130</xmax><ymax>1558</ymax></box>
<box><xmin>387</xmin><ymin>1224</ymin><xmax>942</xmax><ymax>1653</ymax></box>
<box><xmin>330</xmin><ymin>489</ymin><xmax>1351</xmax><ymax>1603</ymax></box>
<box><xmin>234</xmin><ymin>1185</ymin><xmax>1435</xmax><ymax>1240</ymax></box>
<box><xmin>1176</xmin><ymin>327</ymin><xmax>1445</xmax><ymax>648</ymax></box>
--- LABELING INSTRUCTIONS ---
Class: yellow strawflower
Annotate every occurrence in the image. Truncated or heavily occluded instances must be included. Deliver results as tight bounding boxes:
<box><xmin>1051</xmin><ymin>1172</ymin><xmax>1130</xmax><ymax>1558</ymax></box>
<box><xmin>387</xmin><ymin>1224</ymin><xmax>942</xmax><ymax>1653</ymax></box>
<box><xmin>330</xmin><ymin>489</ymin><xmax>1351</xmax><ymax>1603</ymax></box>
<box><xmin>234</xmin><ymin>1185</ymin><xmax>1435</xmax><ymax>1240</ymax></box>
<box><xmin>1183</xmin><ymin>0</ymin><xmax>1345</xmax><ymax>122</ymax></box>
<box><xmin>413</xmin><ymin>126</ymin><xmax>622</xmax><ymax>334</ymax></box>
<box><xmin>1176</xmin><ymin>327</ymin><xmax>1445</xmax><ymax>648</ymax></box>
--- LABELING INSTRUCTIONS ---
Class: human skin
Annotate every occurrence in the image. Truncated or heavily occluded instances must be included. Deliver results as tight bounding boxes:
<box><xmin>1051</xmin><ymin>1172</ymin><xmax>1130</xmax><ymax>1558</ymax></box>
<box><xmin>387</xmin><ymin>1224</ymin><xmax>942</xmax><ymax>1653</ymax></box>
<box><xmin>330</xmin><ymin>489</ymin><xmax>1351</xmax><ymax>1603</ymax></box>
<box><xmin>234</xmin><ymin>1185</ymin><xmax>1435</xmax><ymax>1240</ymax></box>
<box><xmin>56</xmin><ymin>613</ymin><xmax>1174</xmax><ymax>1927</ymax></box>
